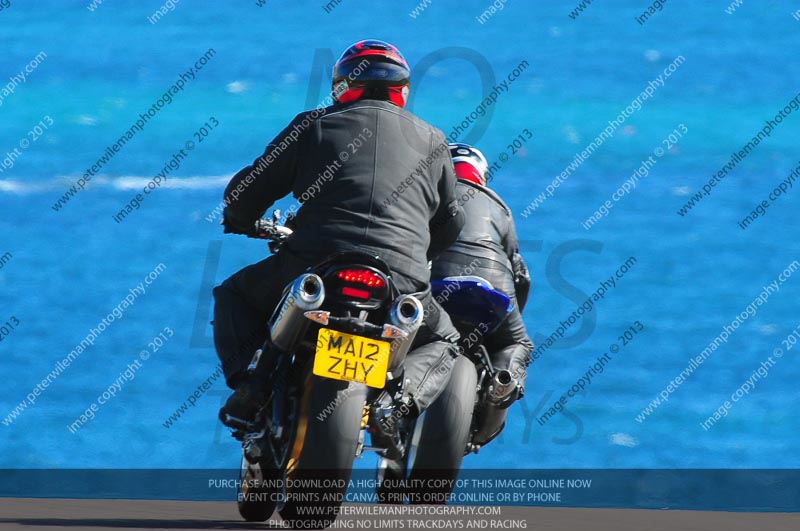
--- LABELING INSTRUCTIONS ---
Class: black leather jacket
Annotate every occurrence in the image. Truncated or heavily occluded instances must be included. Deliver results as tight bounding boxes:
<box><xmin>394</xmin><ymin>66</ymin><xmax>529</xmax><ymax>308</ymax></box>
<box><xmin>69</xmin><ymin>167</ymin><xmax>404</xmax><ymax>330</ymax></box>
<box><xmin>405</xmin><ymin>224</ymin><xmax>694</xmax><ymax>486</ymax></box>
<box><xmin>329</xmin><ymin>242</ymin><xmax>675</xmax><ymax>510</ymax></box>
<box><xmin>223</xmin><ymin>99</ymin><xmax>465</xmax><ymax>286</ymax></box>
<box><xmin>431</xmin><ymin>180</ymin><xmax>530</xmax><ymax>309</ymax></box>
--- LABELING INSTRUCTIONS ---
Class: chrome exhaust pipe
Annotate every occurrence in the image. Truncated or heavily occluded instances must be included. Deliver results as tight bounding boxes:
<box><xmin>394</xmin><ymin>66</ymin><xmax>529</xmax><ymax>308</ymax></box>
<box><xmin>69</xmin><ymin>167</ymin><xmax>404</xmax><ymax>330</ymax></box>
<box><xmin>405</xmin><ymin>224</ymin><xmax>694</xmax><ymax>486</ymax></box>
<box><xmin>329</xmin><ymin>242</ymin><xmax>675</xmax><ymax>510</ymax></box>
<box><xmin>386</xmin><ymin>294</ymin><xmax>424</xmax><ymax>370</ymax></box>
<box><xmin>471</xmin><ymin>403</ymin><xmax>508</xmax><ymax>448</ymax></box>
<box><xmin>487</xmin><ymin>370</ymin><xmax>518</xmax><ymax>405</ymax></box>
<box><xmin>269</xmin><ymin>273</ymin><xmax>325</xmax><ymax>351</ymax></box>
<box><xmin>472</xmin><ymin>370</ymin><xmax>519</xmax><ymax>447</ymax></box>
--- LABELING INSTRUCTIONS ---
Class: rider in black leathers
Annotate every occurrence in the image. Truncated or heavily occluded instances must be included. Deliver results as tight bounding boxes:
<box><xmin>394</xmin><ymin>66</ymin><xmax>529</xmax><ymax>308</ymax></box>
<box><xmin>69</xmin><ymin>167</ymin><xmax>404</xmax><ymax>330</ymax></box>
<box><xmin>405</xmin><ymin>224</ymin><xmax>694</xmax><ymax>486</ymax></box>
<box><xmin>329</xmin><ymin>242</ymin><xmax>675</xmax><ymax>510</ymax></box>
<box><xmin>431</xmin><ymin>143</ymin><xmax>533</xmax><ymax>401</ymax></box>
<box><xmin>213</xmin><ymin>40</ymin><xmax>464</xmax><ymax>458</ymax></box>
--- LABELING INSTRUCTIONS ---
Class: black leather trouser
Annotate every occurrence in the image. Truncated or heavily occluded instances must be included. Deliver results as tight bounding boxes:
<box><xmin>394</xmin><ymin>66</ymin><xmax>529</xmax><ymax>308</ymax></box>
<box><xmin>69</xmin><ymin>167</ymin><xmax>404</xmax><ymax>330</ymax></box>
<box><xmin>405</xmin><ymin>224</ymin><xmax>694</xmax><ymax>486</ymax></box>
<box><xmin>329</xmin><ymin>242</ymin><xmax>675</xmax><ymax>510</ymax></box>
<box><xmin>484</xmin><ymin>294</ymin><xmax>533</xmax><ymax>393</ymax></box>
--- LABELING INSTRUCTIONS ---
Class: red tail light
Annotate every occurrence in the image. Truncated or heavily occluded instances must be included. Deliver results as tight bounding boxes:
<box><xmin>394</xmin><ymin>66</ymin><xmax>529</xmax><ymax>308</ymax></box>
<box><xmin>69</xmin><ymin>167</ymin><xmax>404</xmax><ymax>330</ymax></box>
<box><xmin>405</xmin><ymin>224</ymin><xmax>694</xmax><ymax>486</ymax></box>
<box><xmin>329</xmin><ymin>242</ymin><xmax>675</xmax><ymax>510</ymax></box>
<box><xmin>337</xmin><ymin>269</ymin><xmax>385</xmax><ymax>288</ymax></box>
<box><xmin>341</xmin><ymin>286</ymin><xmax>370</xmax><ymax>300</ymax></box>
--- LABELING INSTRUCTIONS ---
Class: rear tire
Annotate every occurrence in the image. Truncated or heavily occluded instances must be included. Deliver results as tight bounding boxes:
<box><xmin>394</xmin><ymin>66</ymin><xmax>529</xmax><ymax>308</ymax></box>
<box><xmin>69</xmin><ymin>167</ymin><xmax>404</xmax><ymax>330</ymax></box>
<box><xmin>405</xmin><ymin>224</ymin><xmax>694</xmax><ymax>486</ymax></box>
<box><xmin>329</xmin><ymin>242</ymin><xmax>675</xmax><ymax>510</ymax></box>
<box><xmin>279</xmin><ymin>373</ymin><xmax>367</xmax><ymax>529</ymax></box>
<box><xmin>375</xmin><ymin>455</ymin><xmax>408</xmax><ymax>504</ymax></box>
<box><xmin>237</xmin><ymin>455</ymin><xmax>278</xmax><ymax>522</ymax></box>
<box><xmin>406</xmin><ymin>355</ymin><xmax>477</xmax><ymax>503</ymax></box>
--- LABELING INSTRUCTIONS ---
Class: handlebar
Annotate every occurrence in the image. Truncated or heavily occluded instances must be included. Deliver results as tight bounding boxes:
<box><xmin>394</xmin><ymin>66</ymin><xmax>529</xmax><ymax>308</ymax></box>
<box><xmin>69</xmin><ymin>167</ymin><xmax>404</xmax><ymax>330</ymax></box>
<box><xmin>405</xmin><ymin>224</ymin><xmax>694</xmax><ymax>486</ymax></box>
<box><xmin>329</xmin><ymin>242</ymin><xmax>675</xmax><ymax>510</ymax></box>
<box><xmin>243</xmin><ymin>210</ymin><xmax>294</xmax><ymax>256</ymax></box>
<box><xmin>249</xmin><ymin>218</ymin><xmax>294</xmax><ymax>241</ymax></box>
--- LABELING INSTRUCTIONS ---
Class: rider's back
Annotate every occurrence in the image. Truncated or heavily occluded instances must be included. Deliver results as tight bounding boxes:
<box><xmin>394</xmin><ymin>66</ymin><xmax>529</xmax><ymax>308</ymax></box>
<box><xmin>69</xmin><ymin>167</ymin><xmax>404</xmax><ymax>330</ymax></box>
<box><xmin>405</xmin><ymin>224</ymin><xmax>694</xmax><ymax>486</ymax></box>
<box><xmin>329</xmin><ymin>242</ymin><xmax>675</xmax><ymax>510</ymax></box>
<box><xmin>225</xmin><ymin>99</ymin><xmax>457</xmax><ymax>287</ymax></box>
<box><xmin>432</xmin><ymin>180</ymin><xmax>518</xmax><ymax>296</ymax></box>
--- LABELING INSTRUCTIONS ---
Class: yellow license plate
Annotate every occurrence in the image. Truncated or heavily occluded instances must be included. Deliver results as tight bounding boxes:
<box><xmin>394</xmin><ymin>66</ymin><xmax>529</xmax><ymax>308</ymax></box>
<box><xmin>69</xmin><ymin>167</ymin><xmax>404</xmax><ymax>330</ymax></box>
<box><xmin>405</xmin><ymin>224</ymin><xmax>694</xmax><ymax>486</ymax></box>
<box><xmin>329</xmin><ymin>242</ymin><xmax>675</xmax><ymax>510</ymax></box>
<box><xmin>313</xmin><ymin>328</ymin><xmax>390</xmax><ymax>388</ymax></box>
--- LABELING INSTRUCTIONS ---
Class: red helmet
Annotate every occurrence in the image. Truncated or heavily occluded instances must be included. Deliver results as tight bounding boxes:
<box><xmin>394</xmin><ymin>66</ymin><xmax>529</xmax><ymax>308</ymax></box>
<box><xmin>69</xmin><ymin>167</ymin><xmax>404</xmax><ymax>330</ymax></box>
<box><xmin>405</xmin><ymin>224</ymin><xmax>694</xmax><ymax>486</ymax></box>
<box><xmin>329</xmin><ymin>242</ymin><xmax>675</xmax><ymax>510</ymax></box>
<box><xmin>449</xmin><ymin>143</ymin><xmax>490</xmax><ymax>186</ymax></box>
<box><xmin>332</xmin><ymin>40</ymin><xmax>410</xmax><ymax>107</ymax></box>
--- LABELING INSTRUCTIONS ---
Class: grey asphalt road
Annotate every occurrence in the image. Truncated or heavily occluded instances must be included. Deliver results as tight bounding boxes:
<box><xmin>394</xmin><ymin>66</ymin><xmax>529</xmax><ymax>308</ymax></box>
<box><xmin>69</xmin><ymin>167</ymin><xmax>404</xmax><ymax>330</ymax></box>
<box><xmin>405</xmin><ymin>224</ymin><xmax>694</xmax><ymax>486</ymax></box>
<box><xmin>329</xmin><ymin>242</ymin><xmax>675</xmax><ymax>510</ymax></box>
<box><xmin>0</xmin><ymin>499</ymin><xmax>799</xmax><ymax>531</ymax></box>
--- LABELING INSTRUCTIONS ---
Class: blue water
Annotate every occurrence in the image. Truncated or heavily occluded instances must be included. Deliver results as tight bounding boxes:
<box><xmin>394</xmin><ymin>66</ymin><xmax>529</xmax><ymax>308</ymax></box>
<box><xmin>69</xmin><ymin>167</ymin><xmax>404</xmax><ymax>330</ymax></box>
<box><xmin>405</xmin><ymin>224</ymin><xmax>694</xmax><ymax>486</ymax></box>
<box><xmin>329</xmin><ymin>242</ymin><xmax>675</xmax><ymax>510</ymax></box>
<box><xmin>1</xmin><ymin>0</ymin><xmax>799</xmax><ymax>485</ymax></box>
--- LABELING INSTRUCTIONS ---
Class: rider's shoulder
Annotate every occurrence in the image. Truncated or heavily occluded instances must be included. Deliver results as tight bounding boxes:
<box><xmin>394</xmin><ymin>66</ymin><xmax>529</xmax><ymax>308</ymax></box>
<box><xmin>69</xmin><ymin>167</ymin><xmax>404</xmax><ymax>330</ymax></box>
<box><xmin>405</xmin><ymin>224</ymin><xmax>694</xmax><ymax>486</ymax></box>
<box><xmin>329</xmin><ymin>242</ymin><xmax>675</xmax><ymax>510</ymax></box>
<box><xmin>459</xmin><ymin>180</ymin><xmax>512</xmax><ymax>216</ymax></box>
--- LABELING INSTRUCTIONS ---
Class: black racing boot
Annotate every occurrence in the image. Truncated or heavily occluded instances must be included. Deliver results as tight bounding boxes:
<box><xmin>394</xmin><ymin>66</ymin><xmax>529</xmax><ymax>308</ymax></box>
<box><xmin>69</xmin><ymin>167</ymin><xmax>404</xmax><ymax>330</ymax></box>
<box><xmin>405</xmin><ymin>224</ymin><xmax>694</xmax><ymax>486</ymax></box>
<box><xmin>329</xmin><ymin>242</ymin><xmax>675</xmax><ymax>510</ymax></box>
<box><xmin>219</xmin><ymin>374</ymin><xmax>268</xmax><ymax>430</ymax></box>
<box><xmin>368</xmin><ymin>395</ymin><xmax>418</xmax><ymax>461</ymax></box>
<box><xmin>219</xmin><ymin>345</ymin><xmax>281</xmax><ymax>430</ymax></box>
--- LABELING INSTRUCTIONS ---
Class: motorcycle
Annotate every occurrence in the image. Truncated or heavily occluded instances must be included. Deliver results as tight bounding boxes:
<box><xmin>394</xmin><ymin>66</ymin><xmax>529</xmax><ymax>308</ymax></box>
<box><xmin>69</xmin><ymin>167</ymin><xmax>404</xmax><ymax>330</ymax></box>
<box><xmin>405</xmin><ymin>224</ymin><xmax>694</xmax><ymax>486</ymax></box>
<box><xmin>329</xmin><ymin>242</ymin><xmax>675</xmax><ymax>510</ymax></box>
<box><xmin>376</xmin><ymin>275</ymin><xmax>519</xmax><ymax>503</ymax></box>
<box><xmin>223</xmin><ymin>212</ymin><xmax>428</xmax><ymax>528</ymax></box>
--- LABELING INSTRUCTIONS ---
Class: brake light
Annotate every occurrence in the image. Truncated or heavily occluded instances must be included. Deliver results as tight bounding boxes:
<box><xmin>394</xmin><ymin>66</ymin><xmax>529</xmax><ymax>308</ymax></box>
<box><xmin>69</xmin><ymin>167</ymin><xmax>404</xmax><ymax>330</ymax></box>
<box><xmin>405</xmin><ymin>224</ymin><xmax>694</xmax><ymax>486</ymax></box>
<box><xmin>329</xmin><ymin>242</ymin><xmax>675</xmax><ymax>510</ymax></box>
<box><xmin>336</xmin><ymin>269</ymin><xmax>385</xmax><ymax>288</ymax></box>
<box><xmin>341</xmin><ymin>286</ymin><xmax>370</xmax><ymax>300</ymax></box>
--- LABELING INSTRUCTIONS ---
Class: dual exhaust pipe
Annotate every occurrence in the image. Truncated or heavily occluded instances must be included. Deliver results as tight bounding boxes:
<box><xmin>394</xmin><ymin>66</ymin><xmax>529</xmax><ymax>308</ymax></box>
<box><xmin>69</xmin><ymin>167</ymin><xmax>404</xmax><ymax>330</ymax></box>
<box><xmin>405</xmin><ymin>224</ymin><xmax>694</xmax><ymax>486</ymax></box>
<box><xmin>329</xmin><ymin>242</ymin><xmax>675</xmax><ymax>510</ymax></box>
<box><xmin>267</xmin><ymin>273</ymin><xmax>425</xmax><ymax>367</ymax></box>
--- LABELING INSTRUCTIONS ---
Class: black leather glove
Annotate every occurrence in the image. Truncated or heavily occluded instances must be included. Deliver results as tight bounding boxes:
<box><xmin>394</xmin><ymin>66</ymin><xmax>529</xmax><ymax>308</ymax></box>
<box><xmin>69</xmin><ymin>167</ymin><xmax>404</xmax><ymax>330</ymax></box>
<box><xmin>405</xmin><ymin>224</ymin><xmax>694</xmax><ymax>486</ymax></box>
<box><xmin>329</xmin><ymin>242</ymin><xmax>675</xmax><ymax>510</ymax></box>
<box><xmin>221</xmin><ymin>208</ymin><xmax>250</xmax><ymax>235</ymax></box>
<box><xmin>512</xmin><ymin>252</ymin><xmax>531</xmax><ymax>312</ymax></box>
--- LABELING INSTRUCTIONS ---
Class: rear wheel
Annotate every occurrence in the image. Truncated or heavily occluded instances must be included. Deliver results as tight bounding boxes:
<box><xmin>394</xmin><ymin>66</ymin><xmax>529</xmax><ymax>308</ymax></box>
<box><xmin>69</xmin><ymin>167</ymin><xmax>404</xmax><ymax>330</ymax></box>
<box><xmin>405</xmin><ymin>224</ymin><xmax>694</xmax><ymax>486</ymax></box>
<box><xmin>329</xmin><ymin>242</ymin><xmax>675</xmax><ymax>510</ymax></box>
<box><xmin>278</xmin><ymin>371</ymin><xmax>367</xmax><ymax>529</ymax></box>
<box><xmin>406</xmin><ymin>355</ymin><xmax>477</xmax><ymax>504</ymax></box>
<box><xmin>376</xmin><ymin>453</ymin><xmax>409</xmax><ymax>504</ymax></box>
<box><xmin>237</xmin><ymin>455</ymin><xmax>278</xmax><ymax>522</ymax></box>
